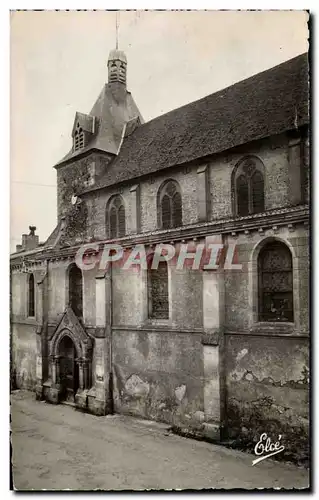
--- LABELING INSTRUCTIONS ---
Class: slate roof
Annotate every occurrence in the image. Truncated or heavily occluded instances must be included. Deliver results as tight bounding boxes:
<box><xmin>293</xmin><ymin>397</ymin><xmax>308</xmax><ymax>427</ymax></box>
<box><xmin>55</xmin><ymin>85</ymin><xmax>144</xmax><ymax>168</ymax></box>
<box><xmin>72</xmin><ymin>112</ymin><xmax>95</xmax><ymax>135</ymax></box>
<box><xmin>82</xmin><ymin>52</ymin><xmax>309</xmax><ymax>194</ymax></box>
<box><xmin>43</xmin><ymin>219</ymin><xmax>63</xmax><ymax>247</ymax></box>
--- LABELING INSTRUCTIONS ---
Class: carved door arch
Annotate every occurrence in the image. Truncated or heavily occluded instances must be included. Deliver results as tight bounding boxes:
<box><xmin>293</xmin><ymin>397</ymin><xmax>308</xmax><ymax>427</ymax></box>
<box><xmin>48</xmin><ymin>307</ymin><xmax>93</xmax><ymax>402</ymax></box>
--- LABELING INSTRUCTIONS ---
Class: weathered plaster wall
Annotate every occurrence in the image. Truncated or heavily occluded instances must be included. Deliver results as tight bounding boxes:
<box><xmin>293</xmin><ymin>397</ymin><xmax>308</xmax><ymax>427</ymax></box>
<box><xmin>11</xmin><ymin>323</ymin><xmax>37</xmax><ymax>390</ymax></box>
<box><xmin>170</xmin><ymin>268</ymin><xmax>203</xmax><ymax>329</ymax></box>
<box><xmin>11</xmin><ymin>269</ymin><xmax>40</xmax><ymax>391</ymax></box>
<box><xmin>83</xmin><ymin>267</ymin><xmax>96</xmax><ymax>326</ymax></box>
<box><xmin>47</xmin><ymin>261</ymin><xmax>68</xmax><ymax>324</ymax></box>
<box><xmin>112</xmin><ymin>267</ymin><xmax>146</xmax><ymax>326</ymax></box>
<box><xmin>111</xmin><ymin>262</ymin><xmax>203</xmax><ymax>330</ymax></box>
<box><xmin>112</xmin><ymin>329</ymin><xmax>205</xmax><ymax>428</ymax></box>
<box><xmin>11</xmin><ymin>271</ymin><xmax>27</xmax><ymax>319</ymax></box>
<box><xmin>225</xmin><ymin>334</ymin><xmax>309</xmax><ymax>464</ymax></box>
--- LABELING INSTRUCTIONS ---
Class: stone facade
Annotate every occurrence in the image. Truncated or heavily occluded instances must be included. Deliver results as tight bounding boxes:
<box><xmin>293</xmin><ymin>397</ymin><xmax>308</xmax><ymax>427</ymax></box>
<box><xmin>10</xmin><ymin>51</ymin><xmax>309</xmax><ymax>464</ymax></box>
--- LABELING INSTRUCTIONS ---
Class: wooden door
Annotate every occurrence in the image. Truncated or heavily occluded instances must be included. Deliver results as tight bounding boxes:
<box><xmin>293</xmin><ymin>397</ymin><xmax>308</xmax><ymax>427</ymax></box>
<box><xmin>59</xmin><ymin>336</ymin><xmax>79</xmax><ymax>402</ymax></box>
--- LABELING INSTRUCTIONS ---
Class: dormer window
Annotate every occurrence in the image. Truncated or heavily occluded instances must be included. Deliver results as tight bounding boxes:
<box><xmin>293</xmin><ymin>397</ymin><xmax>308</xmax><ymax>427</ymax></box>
<box><xmin>71</xmin><ymin>113</ymin><xmax>95</xmax><ymax>153</ymax></box>
<box><xmin>74</xmin><ymin>123</ymin><xmax>85</xmax><ymax>151</ymax></box>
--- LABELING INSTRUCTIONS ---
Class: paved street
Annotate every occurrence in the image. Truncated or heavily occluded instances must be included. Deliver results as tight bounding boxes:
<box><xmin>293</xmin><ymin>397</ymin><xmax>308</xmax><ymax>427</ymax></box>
<box><xmin>11</xmin><ymin>390</ymin><xmax>309</xmax><ymax>491</ymax></box>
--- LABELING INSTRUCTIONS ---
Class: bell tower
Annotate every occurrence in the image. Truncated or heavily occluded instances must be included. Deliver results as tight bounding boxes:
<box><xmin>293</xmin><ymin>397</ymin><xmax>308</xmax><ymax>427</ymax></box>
<box><xmin>107</xmin><ymin>49</ymin><xmax>127</xmax><ymax>87</ymax></box>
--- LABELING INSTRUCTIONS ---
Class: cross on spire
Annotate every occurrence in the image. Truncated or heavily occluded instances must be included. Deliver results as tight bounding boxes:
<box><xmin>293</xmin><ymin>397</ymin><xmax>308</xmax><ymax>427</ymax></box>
<box><xmin>116</xmin><ymin>11</ymin><xmax>119</xmax><ymax>50</ymax></box>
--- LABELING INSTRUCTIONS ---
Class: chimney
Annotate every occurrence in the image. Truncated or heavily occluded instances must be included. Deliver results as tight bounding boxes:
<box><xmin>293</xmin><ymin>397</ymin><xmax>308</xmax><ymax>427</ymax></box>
<box><xmin>19</xmin><ymin>226</ymin><xmax>39</xmax><ymax>251</ymax></box>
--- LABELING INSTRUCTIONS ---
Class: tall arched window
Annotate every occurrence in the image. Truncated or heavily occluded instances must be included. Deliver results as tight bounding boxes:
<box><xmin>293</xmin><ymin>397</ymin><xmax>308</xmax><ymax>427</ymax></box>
<box><xmin>157</xmin><ymin>180</ymin><xmax>182</xmax><ymax>229</ymax></box>
<box><xmin>233</xmin><ymin>156</ymin><xmax>265</xmax><ymax>216</ymax></box>
<box><xmin>106</xmin><ymin>195</ymin><xmax>126</xmax><ymax>238</ymax></box>
<box><xmin>28</xmin><ymin>273</ymin><xmax>35</xmax><ymax>317</ymax></box>
<box><xmin>68</xmin><ymin>264</ymin><xmax>83</xmax><ymax>318</ymax></box>
<box><xmin>148</xmin><ymin>261</ymin><xmax>169</xmax><ymax>319</ymax></box>
<box><xmin>258</xmin><ymin>241</ymin><xmax>293</xmax><ymax>322</ymax></box>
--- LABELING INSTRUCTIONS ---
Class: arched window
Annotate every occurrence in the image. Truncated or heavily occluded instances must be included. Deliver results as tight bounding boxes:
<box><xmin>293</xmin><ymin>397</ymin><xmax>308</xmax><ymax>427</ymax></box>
<box><xmin>258</xmin><ymin>241</ymin><xmax>293</xmax><ymax>322</ymax></box>
<box><xmin>106</xmin><ymin>195</ymin><xmax>126</xmax><ymax>239</ymax></box>
<box><xmin>158</xmin><ymin>180</ymin><xmax>182</xmax><ymax>229</ymax></box>
<box><xmin>233</xmin><ymin>156</ymin><xmax>265</xmax><ymax>216</ymax></box>
<box><xmin>68</xmin><ymin>264</ymin><xmax>83</xmax><ymax>318</ymax></box>
<box><xmin>148</xmin><ymin>261</ymin><xmax>169</xmax><ymax>319</ymax></box>
<box><xmin>28</xmin><ymin>273</ymin><xmax>35</xmax><ymax>317</ymax></box>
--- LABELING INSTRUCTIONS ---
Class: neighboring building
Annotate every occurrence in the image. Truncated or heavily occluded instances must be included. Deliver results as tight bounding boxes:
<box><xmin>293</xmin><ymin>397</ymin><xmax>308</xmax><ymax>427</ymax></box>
<box><xmin>10</xmin><ymin>49</ymin><xmax>310</xmax><ymax>463</ymax></box>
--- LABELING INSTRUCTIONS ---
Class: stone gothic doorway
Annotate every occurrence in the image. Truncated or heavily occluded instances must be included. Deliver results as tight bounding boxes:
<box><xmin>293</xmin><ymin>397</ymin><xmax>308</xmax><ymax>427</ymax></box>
<box><xmin>44</xmin><ymin>307</ymin><xmax>93</xmax><ymax>409</ymax></box>
<box><xmin>59</xmin><ymin>335</ymin><xmax>79</xmax><ymax>403</ymax></box>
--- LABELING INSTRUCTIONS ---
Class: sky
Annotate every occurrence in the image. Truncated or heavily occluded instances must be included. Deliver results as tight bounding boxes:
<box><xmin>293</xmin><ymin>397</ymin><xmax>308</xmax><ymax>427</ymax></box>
<box><xmin>10</xmin><ymin>10</ymin><xmax>309</xmax><ymax>251</ymax></box>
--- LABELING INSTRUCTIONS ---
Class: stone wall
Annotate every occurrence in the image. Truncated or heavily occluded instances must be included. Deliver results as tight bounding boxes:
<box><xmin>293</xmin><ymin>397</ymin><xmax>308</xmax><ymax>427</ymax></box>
<box><xmin>225</xmin><ymin>334</ymin><xmax>309</xmax><ymax>464</ymax></box>
<box><xmin>56</xmin><ymin>152</ymin><xmax>112</xmax><ymax>221</ymax></box>
<box><xmin>81</xmin><ymin>132</ymin><xmax>305</xmax><ymax>240</ymax></box>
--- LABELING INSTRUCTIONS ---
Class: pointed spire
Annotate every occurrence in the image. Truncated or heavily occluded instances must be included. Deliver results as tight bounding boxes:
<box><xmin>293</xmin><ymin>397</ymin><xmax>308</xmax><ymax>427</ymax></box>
<box><xmin>115</xmin><ymin>11</ymin><xmax>119</xmax><ymax>50</ymax></box>
<box><xmin>107</xmin><ymin>11</ymin><xmax>127</xmax><ymax>87</ymax></box>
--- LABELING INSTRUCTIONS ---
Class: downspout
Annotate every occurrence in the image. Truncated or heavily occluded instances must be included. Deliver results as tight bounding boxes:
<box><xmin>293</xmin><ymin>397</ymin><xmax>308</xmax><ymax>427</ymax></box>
<box><xmin>108</xmin><ymin>260</ymin><xmax>114</xmax><ymax>414</ymax></box>
<box><xmin>36</xmin><ymin>259</ymin><xmax>49</xmax><ymax>395</ymax></box>
<box><xmin>10</xmin><ymin>264</ymin><xmax>16</xmax><ymax>390</ymax></box>
<box><xmin>43</xmin><ymin>259</ymin><xmax>49</xmax><ymax>382</ymax></box>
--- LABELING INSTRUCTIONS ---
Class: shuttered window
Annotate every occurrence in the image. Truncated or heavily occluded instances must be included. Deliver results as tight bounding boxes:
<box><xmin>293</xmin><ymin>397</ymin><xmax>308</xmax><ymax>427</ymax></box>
<box><xmin>28</xmin><ymin>273</ymin><xmax>35</xmax><ymax>317</ymax></box>
<box><xmin>148</xmin><ymin>262</ymin><xmax>169</xmax><ymax>319</ymax></box>
<box><xmin>234</xmin><ymin>157</ymin><xmax>265</xmax><ymax>216</ymax></box>
<box><xmin>74</xmin><ymin>122</ymin><xmax>85</xmax><ymax>151</ymax></box>
<box><xmin>158</xmin><ymin>180</ymin><xmax>182</xmax><ymax>229</ymax></box>
<box><xmin>69</xmin><ymin>264</ymin><xmax>83</xmax><ymax>318</ymax></box>
<box><xmin>107</xmin><ymin>195</ymin><xmax>126</xmax><ymax>238</ymax></box>
<box><xmin>258</xmin><ymin>242</ymin><xmax>293</xmax><ymax>322</ymax></box>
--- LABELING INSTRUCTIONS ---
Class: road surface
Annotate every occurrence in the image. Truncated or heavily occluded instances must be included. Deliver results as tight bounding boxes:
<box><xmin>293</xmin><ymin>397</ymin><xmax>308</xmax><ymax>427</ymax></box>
<box><xmin>11</xmin><ymin>390</ymin><xmax>309</xmax><ymax>491</ymax></box>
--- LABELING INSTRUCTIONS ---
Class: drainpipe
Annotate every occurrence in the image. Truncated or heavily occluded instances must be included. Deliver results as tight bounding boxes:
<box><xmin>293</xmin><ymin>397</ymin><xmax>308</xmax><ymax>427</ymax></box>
<box><xmin>10</xmin><ymin>265</ymin><xmax>15</xmax><ymax>390</ymax></box>
<box><xmin>43</xmin><ymin>259</ymin><xmax>49</xmax><ymax>381</ymax></box>
<box><xmin>108</xmin><ymin>260</ymin><xmax>114</xmax><ymax>414</ymax></box>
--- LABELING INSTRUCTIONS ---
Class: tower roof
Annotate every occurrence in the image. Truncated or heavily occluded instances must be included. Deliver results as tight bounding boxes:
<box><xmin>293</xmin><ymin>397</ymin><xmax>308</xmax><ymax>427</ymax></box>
<box><xmin>54</xmin><ymin>47</ymin><xmax>143</xmax><ymax>169</ymax></box>
<box><xmin>108</xmin><ymin>49</ymin><xmax>127</xmax><ymax>64</ymax></box>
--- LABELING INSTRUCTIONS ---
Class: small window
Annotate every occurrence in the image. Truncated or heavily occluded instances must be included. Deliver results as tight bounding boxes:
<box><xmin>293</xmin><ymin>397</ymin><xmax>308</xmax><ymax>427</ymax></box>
<box><xmin>158</xmin><ymin>180</ymin><xmax>182</xmax><ymax>229</ymax></box>
<box><xmin>68</xmin><ymin>264</ymin><xmax>83</xmax><ymax>318</ymax></box>
<box><xmin>148</xmin><ymin>261</ymin><xmax>169</xmax><ymax>320</ymax></box>
<box><xmin>28</xmin><ymin>273</ymin><xmax>35</xmax><ymax>317</ymax></box>
<box><xmin>106</xmin><ymin>195</ymin><xmax>126</xmax><ymax>239</ymax></box>
<box><xmin>258</xmin><ymin>241</ymin><xmax>293</xmax><ymax>322</ymax></box>
<box><xmin>233</xmin><ymin>157</ymin><xmax>265</xmax><ymax>216</ymax></box>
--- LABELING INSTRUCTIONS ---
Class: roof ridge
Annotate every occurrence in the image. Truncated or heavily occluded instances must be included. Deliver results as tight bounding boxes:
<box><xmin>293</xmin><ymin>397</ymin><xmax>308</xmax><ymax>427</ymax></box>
<box><xmin>137</xmin><ymin>52</ymin><xmax>309</xmax><ymax>130</ymax></box>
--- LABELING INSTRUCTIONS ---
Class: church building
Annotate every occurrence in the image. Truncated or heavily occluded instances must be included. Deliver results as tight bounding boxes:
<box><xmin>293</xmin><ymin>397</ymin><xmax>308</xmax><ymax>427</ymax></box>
<box><xmin>10</xmin><ymin>48</ymin><xmax>309</xmax><ymax>463</ymax></box>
